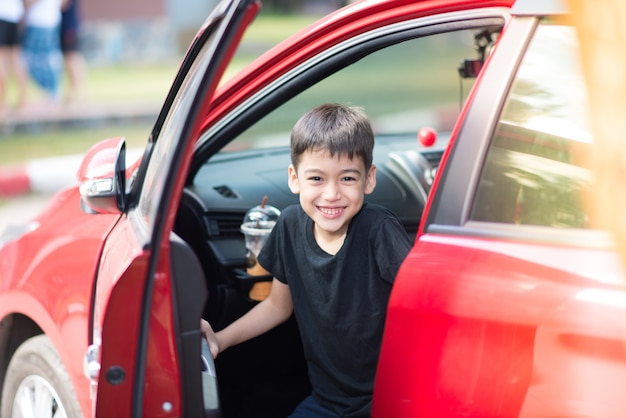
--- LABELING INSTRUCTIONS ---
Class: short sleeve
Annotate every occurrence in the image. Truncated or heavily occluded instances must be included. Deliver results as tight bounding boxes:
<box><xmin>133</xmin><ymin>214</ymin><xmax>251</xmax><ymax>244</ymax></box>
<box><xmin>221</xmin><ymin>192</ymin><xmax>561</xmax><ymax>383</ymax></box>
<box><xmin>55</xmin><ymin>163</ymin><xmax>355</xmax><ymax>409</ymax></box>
<box><xmin>370</xmin><ymin>212</ymin><xmax>412</xmax><ymax>284</ymax></box>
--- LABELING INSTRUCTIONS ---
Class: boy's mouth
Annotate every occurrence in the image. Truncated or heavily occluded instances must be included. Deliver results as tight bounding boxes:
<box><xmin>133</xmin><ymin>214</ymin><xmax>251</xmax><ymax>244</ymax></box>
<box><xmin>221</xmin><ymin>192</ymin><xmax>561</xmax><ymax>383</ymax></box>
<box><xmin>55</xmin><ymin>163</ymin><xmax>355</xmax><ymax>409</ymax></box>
<box><xmin>317</xmin><ymin>206</ymin><xmax>345</xmax><ymax>218</ymax></box>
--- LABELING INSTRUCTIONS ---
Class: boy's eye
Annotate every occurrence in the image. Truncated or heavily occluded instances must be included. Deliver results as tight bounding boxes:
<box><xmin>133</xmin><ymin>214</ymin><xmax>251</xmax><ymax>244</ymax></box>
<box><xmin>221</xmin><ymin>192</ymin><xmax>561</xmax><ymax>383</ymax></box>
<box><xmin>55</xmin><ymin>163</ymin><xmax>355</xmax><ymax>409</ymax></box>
<box><xmin>342</xmin><ymin>176</ymin><xmax>356</xmax><ymax>182</ymax></box>
<box><xmin>308</xmin><ymin>176</ymin><xmax>323</xmax><ymax>182</ymax></box>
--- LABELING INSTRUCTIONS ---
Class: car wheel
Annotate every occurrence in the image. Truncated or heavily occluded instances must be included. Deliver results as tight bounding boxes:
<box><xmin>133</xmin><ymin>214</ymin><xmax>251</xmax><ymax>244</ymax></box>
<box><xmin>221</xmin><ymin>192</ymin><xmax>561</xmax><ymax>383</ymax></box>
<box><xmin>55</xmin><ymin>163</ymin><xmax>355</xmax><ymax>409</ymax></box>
<box><xmin>1</xmin><ymin>335</ymin><xmax>83</xmax><ymax>418</ymax></box>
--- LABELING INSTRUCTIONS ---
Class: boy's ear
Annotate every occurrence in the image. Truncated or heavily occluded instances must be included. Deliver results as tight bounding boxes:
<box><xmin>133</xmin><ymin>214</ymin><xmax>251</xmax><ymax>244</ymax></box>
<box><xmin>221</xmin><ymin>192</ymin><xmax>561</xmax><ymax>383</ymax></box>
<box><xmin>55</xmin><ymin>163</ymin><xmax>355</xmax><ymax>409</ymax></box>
<box><xmin>364</xmin><ymin>164</ymin><xmax>377</xmax><ymax>195</ymax></box>
<box><xmin>288</xmin><ymin>164</ymin><xmax>300</xmax><ymax>194</ymax></box>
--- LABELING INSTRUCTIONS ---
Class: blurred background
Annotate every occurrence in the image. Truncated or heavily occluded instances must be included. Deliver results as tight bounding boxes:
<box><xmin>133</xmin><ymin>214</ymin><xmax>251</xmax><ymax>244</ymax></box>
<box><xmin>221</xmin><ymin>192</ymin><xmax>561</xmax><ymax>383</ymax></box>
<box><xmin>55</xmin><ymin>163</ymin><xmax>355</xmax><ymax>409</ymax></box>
<box><xmin>77</xmin><ymin>0</ymin><xmax>346</xmax><ymax>65</ymax></box>
<box><xmin>0</xmin><ymin>0</ymin><xmax>348</xmax><ymax>167</ymax></box>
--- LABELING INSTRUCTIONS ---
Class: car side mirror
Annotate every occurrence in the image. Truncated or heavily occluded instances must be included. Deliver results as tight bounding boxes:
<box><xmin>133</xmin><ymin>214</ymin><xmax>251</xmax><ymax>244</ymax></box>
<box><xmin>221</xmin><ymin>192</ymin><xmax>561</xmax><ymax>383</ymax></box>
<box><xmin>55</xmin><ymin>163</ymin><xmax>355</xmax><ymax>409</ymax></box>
<box><xmin>77</xmin><ymin>137</ymin><xmax>127</xmax><ymax>214</ymax></box>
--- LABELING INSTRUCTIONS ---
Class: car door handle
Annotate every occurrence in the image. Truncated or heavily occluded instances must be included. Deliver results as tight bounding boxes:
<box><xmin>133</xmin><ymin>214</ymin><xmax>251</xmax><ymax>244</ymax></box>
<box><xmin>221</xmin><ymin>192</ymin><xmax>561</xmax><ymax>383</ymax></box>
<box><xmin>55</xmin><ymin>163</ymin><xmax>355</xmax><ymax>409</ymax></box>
<box><xmin>83</xmin><ymin>343</ymin><xmax>101</xmax><ymax>383</ymax></box>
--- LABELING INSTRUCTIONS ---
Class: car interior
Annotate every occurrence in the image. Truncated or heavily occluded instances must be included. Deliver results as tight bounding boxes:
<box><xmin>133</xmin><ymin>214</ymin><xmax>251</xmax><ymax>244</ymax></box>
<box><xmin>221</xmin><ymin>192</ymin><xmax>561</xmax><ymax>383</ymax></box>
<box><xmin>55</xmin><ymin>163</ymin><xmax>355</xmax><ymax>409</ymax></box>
<box><xmin>171</xmin><ymin>20</ymin><xmax>504</xmax><ymax>418</ymax></box>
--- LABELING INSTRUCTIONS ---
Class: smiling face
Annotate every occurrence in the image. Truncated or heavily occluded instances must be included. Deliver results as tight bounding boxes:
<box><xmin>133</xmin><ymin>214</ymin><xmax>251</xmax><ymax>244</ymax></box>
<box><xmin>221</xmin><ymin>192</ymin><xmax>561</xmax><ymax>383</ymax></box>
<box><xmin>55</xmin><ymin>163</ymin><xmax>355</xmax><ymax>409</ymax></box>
<box><xmin>288</xmin><ymin>148</ymin><xmax>376</xmax><ymax>247</ymax></box>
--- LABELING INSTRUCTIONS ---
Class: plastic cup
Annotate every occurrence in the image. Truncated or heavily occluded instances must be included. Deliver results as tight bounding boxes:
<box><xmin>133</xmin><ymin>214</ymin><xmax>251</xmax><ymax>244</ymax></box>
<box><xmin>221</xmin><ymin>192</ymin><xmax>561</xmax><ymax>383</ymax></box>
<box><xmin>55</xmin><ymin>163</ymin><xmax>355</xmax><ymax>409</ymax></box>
<box><xmin>240</xmin><ymin>220</ymin><xmax>276</xmax><ymax>259</ymax></box>
<box><xmin>240</xmin><ymin>202</ymin><xmax>280</xmax><ymax>300</ymax></box>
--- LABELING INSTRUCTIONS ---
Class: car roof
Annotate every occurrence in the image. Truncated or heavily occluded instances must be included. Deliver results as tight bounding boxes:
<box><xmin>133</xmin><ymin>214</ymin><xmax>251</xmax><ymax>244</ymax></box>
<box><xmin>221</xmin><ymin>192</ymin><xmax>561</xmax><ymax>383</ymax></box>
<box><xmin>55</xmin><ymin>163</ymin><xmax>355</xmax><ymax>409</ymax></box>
<box><xmin>511</xmin><ymin>0</ymin><xmax>569</xmax><ymax>16</ymax></box>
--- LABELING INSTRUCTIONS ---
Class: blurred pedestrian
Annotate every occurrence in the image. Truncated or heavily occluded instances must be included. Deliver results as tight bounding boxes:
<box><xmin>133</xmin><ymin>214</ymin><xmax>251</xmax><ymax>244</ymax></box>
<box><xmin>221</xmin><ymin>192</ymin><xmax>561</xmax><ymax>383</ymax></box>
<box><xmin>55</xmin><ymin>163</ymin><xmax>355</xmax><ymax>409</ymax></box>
<box><xmin>22</xmin><ymin>0</ymin><xmax>63</xmax><ymax>104</ymax></box>
<box><xmin>60</xmin><ymin>0</ymin><xmax>85</xmax><ymax>103</ymax></box>
<box><xmin>568</xmin><ymin>0</ymin><xmax>626</xmax><ymax>271</ymax></box>
<box><xmin>0</xmin><ymin>0</ymin><xmax>28</xmax><ymax>115</ymax></box>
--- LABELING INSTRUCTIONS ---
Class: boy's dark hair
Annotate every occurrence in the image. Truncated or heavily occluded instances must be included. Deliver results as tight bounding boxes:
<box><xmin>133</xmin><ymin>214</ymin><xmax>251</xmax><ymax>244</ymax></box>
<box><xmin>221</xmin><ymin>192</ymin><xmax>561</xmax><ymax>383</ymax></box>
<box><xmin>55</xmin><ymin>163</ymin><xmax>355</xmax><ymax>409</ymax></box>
<box><xmin>290</xmin><ymin>103</ymin><xmax>374</xmax><ymax>171</ymax></box>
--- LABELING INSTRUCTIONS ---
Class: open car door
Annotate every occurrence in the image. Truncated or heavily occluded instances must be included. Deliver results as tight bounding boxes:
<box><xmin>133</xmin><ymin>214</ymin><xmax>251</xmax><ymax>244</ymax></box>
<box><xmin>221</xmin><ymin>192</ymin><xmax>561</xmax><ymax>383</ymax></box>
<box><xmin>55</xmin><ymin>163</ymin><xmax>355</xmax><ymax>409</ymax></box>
<box><xmin>83</xmin><ymin>0</ymin><xmax>260</xmax><ymax>416</ymax></box>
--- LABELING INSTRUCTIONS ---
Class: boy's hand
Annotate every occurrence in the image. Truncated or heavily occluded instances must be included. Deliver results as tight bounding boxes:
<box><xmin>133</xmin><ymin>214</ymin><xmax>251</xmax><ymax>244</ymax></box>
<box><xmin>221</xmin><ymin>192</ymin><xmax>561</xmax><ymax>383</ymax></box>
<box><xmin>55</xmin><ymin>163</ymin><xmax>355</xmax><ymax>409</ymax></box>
<box><xmin>200</xmin><ymin>319</ymin><xmax>220</xmax><ymax>359</ymax></box>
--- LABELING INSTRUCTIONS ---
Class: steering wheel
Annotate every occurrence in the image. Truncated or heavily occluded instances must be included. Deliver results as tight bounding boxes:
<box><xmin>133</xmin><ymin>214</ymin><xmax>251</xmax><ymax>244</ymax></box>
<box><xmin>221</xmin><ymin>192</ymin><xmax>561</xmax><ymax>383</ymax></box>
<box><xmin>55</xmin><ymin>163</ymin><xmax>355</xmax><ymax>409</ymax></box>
<box><xmin>386</xmin><ymin>150</ymin><xmax>435</xmax><ymax>207</ymax></box>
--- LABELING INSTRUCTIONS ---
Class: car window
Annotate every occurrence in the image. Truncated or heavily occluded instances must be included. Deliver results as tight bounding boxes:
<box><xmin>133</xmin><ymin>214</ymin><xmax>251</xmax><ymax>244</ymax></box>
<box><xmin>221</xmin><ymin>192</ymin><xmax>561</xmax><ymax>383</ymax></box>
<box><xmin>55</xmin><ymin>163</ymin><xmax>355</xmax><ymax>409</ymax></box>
<box><xmin>224</xmin><ymin>29</ymin><xmax>480</xmax><ymax>151</ymax></box>
<box><xmin>470</xmin><ymin>23</ymin><xmax>594</xmax><ymax>228</ymax></box>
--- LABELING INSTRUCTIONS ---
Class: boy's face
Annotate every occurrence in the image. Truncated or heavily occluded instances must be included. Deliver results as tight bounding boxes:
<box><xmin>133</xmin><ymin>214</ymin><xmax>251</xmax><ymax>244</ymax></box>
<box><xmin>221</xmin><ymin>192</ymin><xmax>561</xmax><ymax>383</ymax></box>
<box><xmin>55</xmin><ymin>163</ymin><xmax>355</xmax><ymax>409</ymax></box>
<box><xmin>288</xmin><ymin>149</ymin><xmax>376</xmax><ymax>241</ymax></box>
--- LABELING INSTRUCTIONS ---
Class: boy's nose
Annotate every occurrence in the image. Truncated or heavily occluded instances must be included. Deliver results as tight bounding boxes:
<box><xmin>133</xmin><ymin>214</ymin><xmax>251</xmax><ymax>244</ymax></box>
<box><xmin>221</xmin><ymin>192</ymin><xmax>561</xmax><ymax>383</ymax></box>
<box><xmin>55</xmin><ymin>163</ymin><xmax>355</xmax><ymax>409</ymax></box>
<box><xmin>322</xmin><ymin>182</ymin><xmax>341</xmax><ymax>201</ymax></box>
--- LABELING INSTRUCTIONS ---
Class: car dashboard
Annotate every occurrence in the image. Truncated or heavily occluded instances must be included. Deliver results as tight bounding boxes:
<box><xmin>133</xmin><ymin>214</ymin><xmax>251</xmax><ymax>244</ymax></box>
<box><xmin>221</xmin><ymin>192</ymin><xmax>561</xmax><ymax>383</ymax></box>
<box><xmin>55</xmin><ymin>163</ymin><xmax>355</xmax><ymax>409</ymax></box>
<box><xmin>183</xmin><ymin>134</ymin><xmax>445</xmax><ymax>240</ymax></box>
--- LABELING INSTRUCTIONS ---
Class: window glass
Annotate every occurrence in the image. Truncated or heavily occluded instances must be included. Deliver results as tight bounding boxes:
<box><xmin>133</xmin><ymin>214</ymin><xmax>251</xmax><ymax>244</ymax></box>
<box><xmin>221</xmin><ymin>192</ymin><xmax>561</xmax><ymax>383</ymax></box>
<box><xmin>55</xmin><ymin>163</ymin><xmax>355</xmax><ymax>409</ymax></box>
<box><xmin>470</xmin><ymin>24</ymin><xmax>594</xmax><ymax>228</ymax></box>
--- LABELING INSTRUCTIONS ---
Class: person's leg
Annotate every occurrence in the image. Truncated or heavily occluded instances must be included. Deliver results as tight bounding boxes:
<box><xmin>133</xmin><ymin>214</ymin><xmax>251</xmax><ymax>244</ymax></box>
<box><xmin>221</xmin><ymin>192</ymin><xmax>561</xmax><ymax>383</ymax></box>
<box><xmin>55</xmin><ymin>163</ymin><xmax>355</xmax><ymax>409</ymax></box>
<box><xmin>63</xmin><ymin>50</ymin><xmax>85</xmax><ymax>102</ymax></box>
<box><xmin>0</xmin><ymin>19</ymin><xmax>15</xmax><ymax>112</ymax></box>
<box><xmin>61</xmin><ymin>27</ymin><xmax>86</xmax><ymax>102</ymax></box>
<box><xmin>23</xmin><ymin>25</ymin><xmax>63</xmax><ymax>102</ymax></box>
<box><xmin>8</xmin><ymin>46</ymin><xmax>27</xmax><ymax>109</ymax></box>
<box><xmin>288</xmin><ymin>395</ymin><xmax>340</xmax><ymax>418</ymax></box>
<box><xmin>0</xmin><ymin>48</ymin><xmax>9</xmax><ymax>113</ymax></box>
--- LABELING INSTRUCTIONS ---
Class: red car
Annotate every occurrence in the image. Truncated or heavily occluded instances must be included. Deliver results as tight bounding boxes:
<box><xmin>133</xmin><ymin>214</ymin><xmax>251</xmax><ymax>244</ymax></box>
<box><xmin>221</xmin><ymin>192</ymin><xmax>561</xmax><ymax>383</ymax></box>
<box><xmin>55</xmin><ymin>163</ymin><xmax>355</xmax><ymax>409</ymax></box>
<box><xmin>1</xmin><ymin>0</ymin><xmax>624</xmax><ymax>417</ymax></box>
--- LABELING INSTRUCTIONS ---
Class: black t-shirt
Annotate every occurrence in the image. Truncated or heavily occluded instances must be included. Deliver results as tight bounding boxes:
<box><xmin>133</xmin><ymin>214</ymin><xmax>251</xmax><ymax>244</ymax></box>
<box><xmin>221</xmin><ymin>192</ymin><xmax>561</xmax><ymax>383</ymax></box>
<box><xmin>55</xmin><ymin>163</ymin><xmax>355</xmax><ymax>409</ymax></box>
<box><xmin>257</xmin><ymin>203</ymin><xmax>412</xmax><ymax>417</ymax></box>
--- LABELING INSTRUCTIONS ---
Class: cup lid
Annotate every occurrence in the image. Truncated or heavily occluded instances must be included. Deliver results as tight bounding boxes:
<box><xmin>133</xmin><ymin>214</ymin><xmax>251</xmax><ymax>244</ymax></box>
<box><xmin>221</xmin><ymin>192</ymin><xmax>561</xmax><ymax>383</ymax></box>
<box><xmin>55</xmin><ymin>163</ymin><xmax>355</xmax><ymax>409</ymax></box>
<box><xmin>241</xmin><ymin>196</ymin><xmax>281</xmax><ymax>231</ymax></box>
<box><xmin>240</xmin><ymin>222</ymin><xmax>275</xmax><ymax>235</ymax></box>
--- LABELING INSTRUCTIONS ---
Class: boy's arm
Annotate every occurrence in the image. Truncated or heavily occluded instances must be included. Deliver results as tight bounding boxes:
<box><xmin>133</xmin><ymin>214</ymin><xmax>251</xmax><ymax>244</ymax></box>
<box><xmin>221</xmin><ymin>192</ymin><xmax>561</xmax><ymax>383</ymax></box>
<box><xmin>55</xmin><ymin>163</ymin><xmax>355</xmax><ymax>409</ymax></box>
<box><xmin>201</xmin><ymin>278</ymin><xmax>293</xmax><ymax>358</ymax></box>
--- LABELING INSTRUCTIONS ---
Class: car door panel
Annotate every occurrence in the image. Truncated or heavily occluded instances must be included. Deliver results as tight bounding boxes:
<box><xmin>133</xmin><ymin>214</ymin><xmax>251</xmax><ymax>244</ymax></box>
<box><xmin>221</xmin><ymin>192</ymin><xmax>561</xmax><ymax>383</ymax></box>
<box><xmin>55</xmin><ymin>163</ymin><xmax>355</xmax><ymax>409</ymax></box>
<box><xmin>376</xmin><ymin>234</ymin><xmax>626</xmax><ymax>417</ymax></box>
<box><xmin>94</xmin><ymin>215</ymin><xmax>152</xmax><ymax>416</ymax></box>
<box><xmin>92</xmin><ymin>1</ymin><xmax>261</xmax><ymax>416</ymax></box>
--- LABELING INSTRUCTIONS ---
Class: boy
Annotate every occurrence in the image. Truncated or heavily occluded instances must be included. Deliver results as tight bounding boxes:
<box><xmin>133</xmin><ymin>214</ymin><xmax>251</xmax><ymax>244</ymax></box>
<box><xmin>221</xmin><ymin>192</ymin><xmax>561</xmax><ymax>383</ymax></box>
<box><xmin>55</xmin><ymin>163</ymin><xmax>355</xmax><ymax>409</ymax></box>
<box><xmin>202</xmin><ymin>103</ymin><xmax>412</xmax><ymax>417</ymax></box>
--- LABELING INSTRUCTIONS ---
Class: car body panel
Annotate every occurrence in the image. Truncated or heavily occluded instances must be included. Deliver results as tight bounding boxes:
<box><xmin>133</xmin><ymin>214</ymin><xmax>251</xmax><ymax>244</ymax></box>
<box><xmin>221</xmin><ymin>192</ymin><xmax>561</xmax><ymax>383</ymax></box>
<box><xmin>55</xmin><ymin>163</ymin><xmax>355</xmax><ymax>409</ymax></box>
<box><xmin>0</xmin><ymin>187</ymin><xmax>119</xmax><ymax>415</ymax></box>
<box><xmin>92</xmin><ymin>213</ymin><xmax>151</xmax><ymax>417</ymax></box>
<box><xmin>374</xmin><ymin>234</ymin><xmax>626</xmax><ymax>417</ymax></box>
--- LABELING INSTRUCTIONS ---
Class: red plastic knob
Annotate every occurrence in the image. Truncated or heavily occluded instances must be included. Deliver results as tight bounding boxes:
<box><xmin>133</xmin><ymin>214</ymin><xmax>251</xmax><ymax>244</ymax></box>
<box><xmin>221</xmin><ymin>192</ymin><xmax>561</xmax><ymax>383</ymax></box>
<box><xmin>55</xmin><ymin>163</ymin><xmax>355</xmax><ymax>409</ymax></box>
<box><xmin>418</xmin><ymin>127</ymin><xmax>437</xmax><ymax>147</ymax></box>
